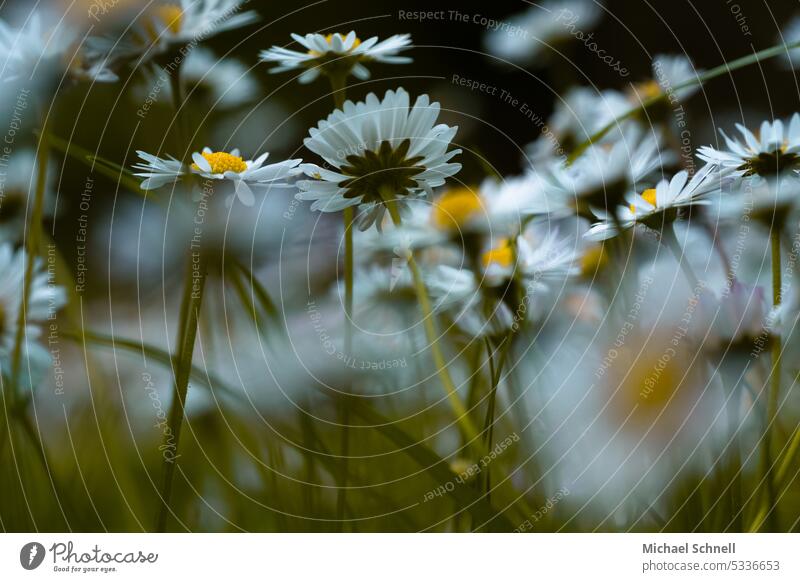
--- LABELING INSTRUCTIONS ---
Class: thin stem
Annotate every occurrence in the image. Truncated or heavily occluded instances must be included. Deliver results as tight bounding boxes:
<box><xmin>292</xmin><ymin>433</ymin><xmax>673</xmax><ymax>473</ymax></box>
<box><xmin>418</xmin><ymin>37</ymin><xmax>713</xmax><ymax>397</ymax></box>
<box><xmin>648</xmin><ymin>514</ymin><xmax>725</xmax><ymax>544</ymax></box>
<box><xmin>662</xmin><ymin>224</ymin><xmax>700</xmax><ymax>289</ymax></box>
<box><xmin>383</xmin><ymin>197</ymin><xmax>480</xmax><ymax>444</ymax></box>
<box><xmin>568</xmin><ymin>39</ymin><xmax>800</xmax><ymax>163</ymax></box>
<box><xmin>761</xmin><ymin>227</ymin><xmax>783</xmax><ymax>531</ymax></box>
<box><xmin>168</xmin><ymin>63</ymin><xmax>190</xmax><ymax>162</ymax></box>
<box><xmin>10</xmin><ymin>112</ymin><xmax>50</xmax><ymax>403</ymax></box>
<box><xmin>155</xmin><ymin>246</ymin><xmax>207</xmax><ymax>532</ymax></box>
<box><xmin>329</xmin><ymin>73</ymin><xmax>347</xmax><ymax>110</ymax></box>
<box><xmin>330</xmin><ymin>73</ymin><xmax>351</xmax><ymax>530</ymax></box>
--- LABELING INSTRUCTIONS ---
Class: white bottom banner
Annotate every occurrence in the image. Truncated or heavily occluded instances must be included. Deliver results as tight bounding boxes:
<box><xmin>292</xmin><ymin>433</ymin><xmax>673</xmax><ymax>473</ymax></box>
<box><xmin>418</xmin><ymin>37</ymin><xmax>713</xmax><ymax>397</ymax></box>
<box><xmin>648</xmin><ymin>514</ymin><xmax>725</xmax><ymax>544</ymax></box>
<box><xmin>0</xmin><ymin>534</ymin><xmax>797</xmax><ymax>580</ymax></box>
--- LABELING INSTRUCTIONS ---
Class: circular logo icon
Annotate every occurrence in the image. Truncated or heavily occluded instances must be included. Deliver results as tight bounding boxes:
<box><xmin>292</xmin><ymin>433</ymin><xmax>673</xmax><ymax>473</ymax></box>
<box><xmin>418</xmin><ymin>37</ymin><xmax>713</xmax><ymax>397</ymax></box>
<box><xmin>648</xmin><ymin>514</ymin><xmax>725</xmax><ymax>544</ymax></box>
<box><xmin>19</xmin><ymin>542</ymin><xmax>46</xmax><ymax>570</ymax></box>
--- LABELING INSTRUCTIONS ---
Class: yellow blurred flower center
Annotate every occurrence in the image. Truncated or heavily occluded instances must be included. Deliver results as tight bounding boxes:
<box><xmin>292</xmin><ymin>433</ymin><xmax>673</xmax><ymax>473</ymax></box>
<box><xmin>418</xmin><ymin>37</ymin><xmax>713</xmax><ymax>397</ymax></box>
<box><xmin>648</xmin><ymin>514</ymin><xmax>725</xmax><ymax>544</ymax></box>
<box><xmin>482</xmin><ymin>239</ymin><xmax>514</xmax><ymax>269</ymax></box>
<box><xmin>580</xmin><ymin>244</ymin><xmax>607</xmax><ymax>277</ymax></box>
<box><xmin>630</xmin><ymin>188</ymin><xmax>657</xmax><ymax>214</ymax></box>
<box><xmin>637</xmin><ymin>80</ymin><xmax>662</xmax><ymax>99</ymax></box>
<box><xmin>156</xmin><ymin>4</ymin><xmax>183</xmax><ymax>34</ymax></box>
<box><xmin>192</xmin><ymin>151</ymin><xmax>247</xmax><ymax>174</ymax></box>
<box><xmin>308</xmin><ymin>33</ymin><xmax>362</xmax><ymax>56</ymax></box>
<box><xmin>432</xmin><ymin>188</ymin><xmax>483</xmax><ymax>230</ymax></box>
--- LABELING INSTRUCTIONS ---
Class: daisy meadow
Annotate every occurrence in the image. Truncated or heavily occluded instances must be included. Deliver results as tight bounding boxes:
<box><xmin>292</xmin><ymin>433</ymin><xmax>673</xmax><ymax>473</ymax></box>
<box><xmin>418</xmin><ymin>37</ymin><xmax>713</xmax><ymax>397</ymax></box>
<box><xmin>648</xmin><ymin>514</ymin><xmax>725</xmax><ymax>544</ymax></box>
<box><xmin>297</xmin><ymin>88</ymin><xmax>462</xmax><ymax>230</ymax></box>
<box><xmin>585</xmin><ymin>164</ymin><xmax>720</xmax><ymax>239</ymax></box>
<box><xmin>133</xmin><ymin>147</ymin><xmax>303</xmax><ymax>206</ymax></box>
<box><xmin>697</xmin><ymin>113</ymin><xmax>800</xmax><ymax>178</ymax></box>
<box><xmin>260</xmin><ymin>31</ymin><xmax>412</xmax><ymax>84</ymax></box>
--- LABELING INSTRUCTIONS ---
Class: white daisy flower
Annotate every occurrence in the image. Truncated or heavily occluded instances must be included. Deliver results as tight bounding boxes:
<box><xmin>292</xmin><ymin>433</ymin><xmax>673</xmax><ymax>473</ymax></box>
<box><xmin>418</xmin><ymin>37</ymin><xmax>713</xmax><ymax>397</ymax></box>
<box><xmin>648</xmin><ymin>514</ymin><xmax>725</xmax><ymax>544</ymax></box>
<box><xmin>92</xmin><ymin>0</ymin><xmax>258</xmax><ymax>63</ymax></box>
<box><xmin>544</xmin><ymin>128</ymin><xmax>670</xmax><ymax>217</ymax></box>
<box><xmin>632</xmin><ymin>54</ymin><xmax>701</xmax><ymax>103</ymax></box>
<box><xmin>427</xmin><ymin>225</ymin><xmax>578</xmax><ymax>337</ymax></box>
<box><xmin>133</xmin><ymin>148</ymin><xmax>303</xmax><ymax>206</ymax></box>
<box><xmin>697</xmin><ymin>113</ymin><xmax>800</xmax><ymax>178</ymax></box>
<box><xmin>297</xmin><ymin>88</ymin><xmax>462</xmax><ymax>230</ymax></box>
<box><xmin>260</xmin><ymin>31</ymin><xmax>412</xmax><ymax>84</ymax></box>
<box><xmin>778</xmin><ymin>16</ymin><xmax>800</xmax><ymax>69</ymax></box>
<box><xmin>585</xmin><ymin>164</ymin><xmax>720</xmax><ymax>240</ymax></box>
<box><xmin>0</xmin><ymin>9</ymin><xmax>116</xmax><ymax>84</ymax></box>
<box><xmin>484</xmin><ymin>0</ymin><xmax>603</xmax><ymax>65</ymax></box>
<box><xmin>0</xmin><ymin>244</ymin><xmax>66</xmax><ymax>364</ymax></box>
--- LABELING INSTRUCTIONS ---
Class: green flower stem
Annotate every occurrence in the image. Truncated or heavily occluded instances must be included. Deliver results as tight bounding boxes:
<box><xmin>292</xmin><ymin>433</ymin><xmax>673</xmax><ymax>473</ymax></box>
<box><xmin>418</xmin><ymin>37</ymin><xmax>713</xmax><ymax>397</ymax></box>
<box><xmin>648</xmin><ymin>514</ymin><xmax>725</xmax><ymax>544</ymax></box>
<box><xmin>383</xmin><ymin>197</ymin><xmax>480</xmax><ymax>444</ymax></box>
<box><xmin>155</xmin><ymin>245</ymin><xmax>208</xmax><ymax>532</ymax></box>
<box><xmin>568</xmin><ymin>39</ymin><xmax>800</xmax><ymax>163</ymax></box>
<box><xmin>759</xmin><ymin>228</ymin><xmax>783</xmax><ymax>531</ymax></box>
<box><xmin>329</xmin><ymin>73</ymin><xmax>351</xmax><ymax>530</ymax></box>
<box><xmin>662</xmin><ymin>224</ymin><xmax>700</xmax><ymax>289</ymax></box>
<box><xmin>10</xmin><ymin>113</ymin><xmax>50</xmax><ymax>404</ymax></box>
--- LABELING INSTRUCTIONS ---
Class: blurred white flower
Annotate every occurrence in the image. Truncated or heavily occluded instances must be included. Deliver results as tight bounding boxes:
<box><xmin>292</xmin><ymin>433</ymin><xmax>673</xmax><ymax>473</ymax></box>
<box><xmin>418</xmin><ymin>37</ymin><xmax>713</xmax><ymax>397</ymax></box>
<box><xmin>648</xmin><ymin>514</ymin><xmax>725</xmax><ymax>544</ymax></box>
<box><xmin>526</xmin><ymin>87</ymin><xmax>630</xmax><ymax>163</ymax></box>
<box><xmin>544</xmin><ymin>127</ymin><xmax>670</xmax><ymax>217</ymax></box>
<box><xmin>484</xmin><ymin>0</ymin><xmax>603</xmax><ymax>65</ymax></box>
<box><xmin>260</xmin><ymin>31</ymin><xmax>412</xmax><ymax>84</ymax></box>
<box><xmin>0</xmin><ymin>149</ymin><xmax>57</xmax><ymax>244</ymax></box>
<box><xmin>0</xmin><ymin>9</ymin><xmax>116</xmax><ymax>84</ymax></box>
<box><xmin>133</xmin><ymin>148</ymin><xmax>303</xmax><ymax>206</ymax></box>
<box><xmin>778</xmin><ymin>16</ymin><xmax>800</xmax><ymax>69</ymax></box>
<box><xmin>297</xmin><ymin>88</ymin><xmax>462</xmax><ymax>230</ymax></box>
<box><xmin>138</xmin><ymin>46</ymin><xmax>257</xmax><ymax>110</ymax></box>
<box><xmin>0</xmin><ymin>244</ymin><xmax>66</xmax><ymax>367</ymax></box>
<box><xmin>632</xmin><ymin>54</ymin><xmax>701</xmax><ymax>103</ymax></box>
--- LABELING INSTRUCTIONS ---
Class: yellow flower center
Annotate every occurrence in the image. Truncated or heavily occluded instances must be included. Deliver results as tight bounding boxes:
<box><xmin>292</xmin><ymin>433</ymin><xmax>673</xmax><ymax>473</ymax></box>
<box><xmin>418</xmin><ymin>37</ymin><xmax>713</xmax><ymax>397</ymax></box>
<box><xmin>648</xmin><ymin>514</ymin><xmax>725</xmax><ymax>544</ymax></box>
<box><xmin>482</xmin><ymin>239</ymin><xmax>514</xmax><ymax>269</ymax></box>
<box><xmin>432</xmin><ymin>187</ymin><xmax>483</xmax><ymax>231</ymax></box>
<box><xmin>636</xmin><ymin>80</ymin><xmax>662</xmax><ymax>100</ymax></box>
<box><xmin>155</xmin><ymin>4</ymin><xmax>183</xmax><ymax>34</ymax></box>
<box><xmin>580</xmin><ymin>244</ymin><xmax>608</xmax><ymax>277</ymax></box>
<box><xmin>142</xmin><ymin>4</ymin><xmax>183</xmax><ymax>41</ymax></box>
<box><xmin>308</xmin><ymin>33</ymin><xmax>362</xmax><ymax>56</ymax></box>
<box><xmin>191</xmin><ymin>151</ymin><xmax>247</xmax><ymax>174</ymax></box>
<box><xmin>630</xmin><ymin>188</ymin><xmax>657</xmax><ymax>214</ymax></box>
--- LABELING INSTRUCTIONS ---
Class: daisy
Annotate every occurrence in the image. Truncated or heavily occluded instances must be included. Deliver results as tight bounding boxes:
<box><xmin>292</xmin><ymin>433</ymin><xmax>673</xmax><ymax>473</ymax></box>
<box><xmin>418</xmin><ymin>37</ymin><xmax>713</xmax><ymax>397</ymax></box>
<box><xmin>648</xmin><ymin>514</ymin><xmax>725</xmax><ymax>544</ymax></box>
<box><xmin>697</xmin><ymin>114</ymin><xmax>800</xmax><ymax>178</ymax></box>
<box><xmin>632</xmin><ymin>54</ymin><xmax>701</xmax><ymax>103</ymax></box>
<box><xmin>544</xmin><ymin>128</ymin><xmax>669</xmax><ymax>217</ymax></box>
<box><xmin>260</xmin><ymin>31</ymin><xmax>412</xmax><ymax>84</ymax></box>
<box><xmin>0</xmin><ymin>9</ymin><xmax>116</xmax><ymax>84</ymax></box>
<box><xmin>133</xmin><ymin>148</ymin><xmax>303</xmax><ymax>206</ymax></box>
<box><xmin>138</xmin><ymin>0</ymin><xmax>257</xmax><ymax>51</ymax></box>
<box><xmin>483</xmin><ymin>0</ymin><xmax>603</xmax><ymax>65</ymax></box>
<box><xmin>427</xmin><ymin>225</ymin><xmax>578</xmax><ymax>337</ymax></box>
<box><xmin>0</xmin><ymin>244</ymin><xmax>66</xmax><ymax>366</ymax></box>
<box><xmin>585</xmin><ymin>164</ymin><xmax>720</xmax><ymax>240</ymax></box>
<box><xmin>90</xmin><ymin>0</ymin><xmax>258</xmax><ymax>64</ymax></box>
<box><xmin>297</xmin><ymin>88</ymin><xmax>462</xmax><ymax>230</ymax></box>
